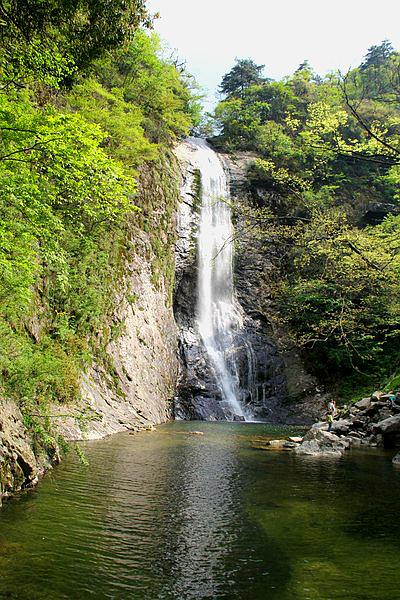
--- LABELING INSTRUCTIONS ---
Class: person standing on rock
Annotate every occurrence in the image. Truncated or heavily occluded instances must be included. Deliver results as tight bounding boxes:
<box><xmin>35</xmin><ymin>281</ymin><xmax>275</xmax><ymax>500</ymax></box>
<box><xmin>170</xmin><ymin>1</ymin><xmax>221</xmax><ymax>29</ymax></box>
<box><xmin>327</xmin><ymin>410</ymin><xmax>333</xmax><ymax>432</ymax></box>
<box><xmin>327</xmin><ymin>399</ymin><xmax>337</xmax><ymax>417</ymax></box>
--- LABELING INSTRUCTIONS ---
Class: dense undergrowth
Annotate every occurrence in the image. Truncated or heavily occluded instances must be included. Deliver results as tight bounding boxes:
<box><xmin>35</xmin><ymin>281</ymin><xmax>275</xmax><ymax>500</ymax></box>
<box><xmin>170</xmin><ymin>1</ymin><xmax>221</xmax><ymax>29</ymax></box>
<box><xmin>0</xmin><ymin>1</ymin><xmax>200</xmax><ymax>447</ymax></box>
<box><xmin>212</xmin><ymin>46</ymin><xmax>400</xmax><ymax>399</ymax></box>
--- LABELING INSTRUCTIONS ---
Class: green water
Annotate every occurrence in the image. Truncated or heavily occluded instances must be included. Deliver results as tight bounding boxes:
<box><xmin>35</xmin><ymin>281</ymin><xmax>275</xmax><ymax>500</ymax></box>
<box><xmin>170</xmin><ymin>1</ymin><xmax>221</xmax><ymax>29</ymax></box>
<box><xmin>0</xmin><ymin>421</ymin><xmax>399</xmax><ymax>600</ymax></box>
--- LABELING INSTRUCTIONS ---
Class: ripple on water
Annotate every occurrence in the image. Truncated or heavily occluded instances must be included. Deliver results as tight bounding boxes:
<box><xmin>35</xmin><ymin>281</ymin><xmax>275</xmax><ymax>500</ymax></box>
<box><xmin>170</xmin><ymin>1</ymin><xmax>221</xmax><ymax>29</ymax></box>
<box><xmin>0</xmin><ymin>422</ymin><xmax>399</xmax><ymax>600</ymax></box>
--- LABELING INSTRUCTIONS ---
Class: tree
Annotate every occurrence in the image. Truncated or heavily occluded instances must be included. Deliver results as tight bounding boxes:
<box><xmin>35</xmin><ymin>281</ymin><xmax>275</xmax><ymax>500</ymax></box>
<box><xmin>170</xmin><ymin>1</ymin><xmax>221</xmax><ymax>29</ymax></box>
<box><xmin>219</xmin><ymin>58</ymin><xmax>266</xmax><ymax>99</ymax></box>
<box><xmin>360</xmin><ymin>40</ymin><xmax>394</xmax><ymax>71</ymax></box>
<box><xmin>0</xmin><ymin>0</ymin><xmax>152</xmax><ymax>86</ymax></box>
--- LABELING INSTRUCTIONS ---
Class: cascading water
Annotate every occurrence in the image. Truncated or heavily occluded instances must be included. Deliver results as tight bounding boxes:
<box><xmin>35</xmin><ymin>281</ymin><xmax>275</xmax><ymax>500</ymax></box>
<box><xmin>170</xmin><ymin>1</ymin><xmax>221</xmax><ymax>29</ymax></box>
<box><xmin>189</xmin><ymin>138</ymin><xmax>251</xmax><ymax>420</ymax></box>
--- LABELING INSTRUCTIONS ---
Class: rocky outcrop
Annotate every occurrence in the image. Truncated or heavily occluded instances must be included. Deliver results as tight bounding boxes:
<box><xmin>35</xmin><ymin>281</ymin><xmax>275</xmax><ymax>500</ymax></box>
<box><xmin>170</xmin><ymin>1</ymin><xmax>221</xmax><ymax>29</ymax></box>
<box><xmin>295</xmin><ymin>394</ymin><xmax>400</xmax><ymax>460</ymax></box>
<box><xmin>2</xmin><ymin>153</ymin><xmax>182</xmax><ymax>500</ymax></box>
<box><xmin>0</xmin><ymin>398</ymin><xmax>57</xmax><ymax>505</ymax></box>
<box><xmin>57</xmin><ymin>259</ymin><xmax>179</xmax><ymax>440</ymax></box>
<box><xmin>295</xmin><ymin>428</ymin><xmax>350</xmax><ymax>457</ymax></box>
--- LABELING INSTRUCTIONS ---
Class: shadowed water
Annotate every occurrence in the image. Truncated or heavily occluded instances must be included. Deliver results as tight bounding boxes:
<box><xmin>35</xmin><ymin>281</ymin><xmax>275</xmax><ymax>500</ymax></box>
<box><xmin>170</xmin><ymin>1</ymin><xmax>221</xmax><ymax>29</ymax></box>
<box><xmin>0</xmin><ymin>422</ymin><xmax>400</xmax><ymax>599</ymax></box>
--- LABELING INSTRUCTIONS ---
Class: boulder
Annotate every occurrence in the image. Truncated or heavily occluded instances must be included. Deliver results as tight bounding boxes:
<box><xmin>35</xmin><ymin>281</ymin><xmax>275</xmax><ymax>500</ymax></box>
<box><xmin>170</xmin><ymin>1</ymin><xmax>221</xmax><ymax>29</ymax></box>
<box><xmin>331</xmin><ymin>419</ymin><xmax>352</xmax><ymax>435</ymax></box>
<box><xmin>351</xmin><ymin>416</ymin><xmax>368</xmax><ymax>429</ymax></box>
<box><xmin>295</xmin><ymin>428</ymin><xmax>351</xmax><ymax>457</ymax></box>
<box><xmin>372</xmin><ymin>415</ymin><xmax>400</xmax><ymax>435</ymax></box>
<box><xmin>355</xmin><ymin>398</ymin><xmax>371</xmax><ymax>410</ymax></box>
<box><xmin>365</xmin><ymin>401</ymin><xmax>387</xmax><ymax>417</ymax></box>
<box><xmin>392</xmin><ymin>452</ymin><xmax>400</xmax><ymax>465</ymax></box>
<box><xmin>311</xmin><ymin>421</ymin><xmax>327</xmax><ymax>430</ymax></box>
<box><xmin>263</xmin><ymin>439</ymin><xmax>297</xmax><ymax>451</ymax></box>
<box><xmin>288</xmin><ymin>436</ymin><xmax>303</xmax><ymax>443</ymax></box>
<box><xmin>347</xmin><ymin>435</ymin><xmax>363</xmax><ymax>447</ymax></box>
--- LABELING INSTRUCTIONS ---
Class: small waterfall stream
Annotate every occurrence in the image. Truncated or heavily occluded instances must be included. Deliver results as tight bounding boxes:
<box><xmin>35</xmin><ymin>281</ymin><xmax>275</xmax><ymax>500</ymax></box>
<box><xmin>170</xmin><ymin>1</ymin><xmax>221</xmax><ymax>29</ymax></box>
<box><xmin>189</xmin><ymin>138</ymin><xmax>251</xmax><ymax>420</ymax></box>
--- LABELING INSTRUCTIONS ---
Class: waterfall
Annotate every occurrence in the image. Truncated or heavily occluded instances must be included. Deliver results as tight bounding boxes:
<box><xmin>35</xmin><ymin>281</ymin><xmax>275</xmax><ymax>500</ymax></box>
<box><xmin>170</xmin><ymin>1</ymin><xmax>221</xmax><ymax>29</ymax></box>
<box><xmin>189</xmin><ymin>138</ymin><xmax>250</xmax><ymax>421</ymax></box>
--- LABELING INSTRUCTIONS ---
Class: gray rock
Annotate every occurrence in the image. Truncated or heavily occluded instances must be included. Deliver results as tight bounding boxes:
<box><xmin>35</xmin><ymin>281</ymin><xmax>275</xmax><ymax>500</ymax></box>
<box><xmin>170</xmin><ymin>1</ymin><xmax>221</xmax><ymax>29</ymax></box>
<box><xmin>0</xmin><ymin>398</ymin><xmax>53</xmax><ymax>505</ymax></box>
<box><xmin>331</xmin><ymin>419</ymin><xmax>352</xmax><ymax>435</ymax></box>
<box><xmin>295</xmin><ymin>428</ymin><xmax>351</xmax><ymax>457</ymax></box>
<box><xmin>392</xmin><ymin>452</ymin><xmax>400</xmax><ymax>465</ymax></box>
<box><xmin>173</xmin><ymin>142</ymin><xmax>289</xmax><ymax>422</ymax></box>
<box><xmin>365</xmin><ymin>401</ymin><xmax>387</xmax><ymax>418</ymax></box>
<box><xmin>372</xmin><ymin>415</ymin><xmax>400</xmax><ymax>434</ymax></box>
<box><xmin>311</xmin><ymin>421</ymin><xmax>327</xmax><ymax>430</ymax></box>
<box><xmin>355</xmin><ymin>398</ymin><xmax>371</xmax><ymax>410</ymax></box>
<box><xmin>347</xmin><ymin>435</ymin><xmax>363</xmax><ymax>447</ymax></box>
<box><xmin>351</xmin><ymin>417</ymin><xmax>368</xmax><ymax>429</ymax></box>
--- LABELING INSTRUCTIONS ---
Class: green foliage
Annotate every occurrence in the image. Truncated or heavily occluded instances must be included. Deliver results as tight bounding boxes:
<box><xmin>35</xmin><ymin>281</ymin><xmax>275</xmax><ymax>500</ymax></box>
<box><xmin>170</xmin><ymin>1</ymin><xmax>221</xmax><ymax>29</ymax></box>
<box><xmin>219</xmin><ymin>58</ymin><xmax>266</xmax><ymax>99</ymax></box>
<box><xmin>94</xmin><ymin>32</ymin><xmax>201</xmax><ymax>143</ymax></box>
<box><xmin>65</xmin><ymin>78</ymin><xmax>156</xmax><ymax>165</ymax></box>
<box><xmin>0</xmin><ymin>88</ymin><xmax>136</xmax><ymax>413</ymax></box>
<box><xmin>0</xmin><ymin>11</ymin><xmax>199</xmax><ymax>454</ymax></box>
<box><xmin>0</xmin><ymin>0</ymin><xmax>150</xmax><ymax>86</ymax></box>
<box><xmin>277</xmin><ymin>213</ymin><xmax>400</xmax><ymax>376</ymax></box>
<box><xmin>360</xmin><ymin>40</ymin><xmax>394</xmax><ymax>71</ymax></box>
<box><xmin>215</xmin><ymin>44</ymin><xmax>400</xmax><ymax>394</ymax></box>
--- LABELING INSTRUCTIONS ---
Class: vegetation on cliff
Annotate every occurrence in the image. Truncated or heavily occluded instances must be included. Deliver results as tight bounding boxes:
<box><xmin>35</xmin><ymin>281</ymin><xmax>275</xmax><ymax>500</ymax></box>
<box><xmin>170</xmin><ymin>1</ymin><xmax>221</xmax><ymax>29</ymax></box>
<box><xmin>213</xmin><ymin>43</ymin><xmax>400</xmax><ymax>398</ymax></box>
<box><xmin>0</xmin><ymin>1</ymin><xmax>200</xmax><ymax>447</ymax></box>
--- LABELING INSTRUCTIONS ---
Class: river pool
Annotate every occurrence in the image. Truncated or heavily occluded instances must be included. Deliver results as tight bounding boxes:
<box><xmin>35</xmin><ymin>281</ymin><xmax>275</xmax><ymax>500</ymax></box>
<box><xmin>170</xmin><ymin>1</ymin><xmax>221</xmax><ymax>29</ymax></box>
<box><xmin>0</xmin><ymin>422</ymin><xmax>399</xmax><ymax>599</ymax></box>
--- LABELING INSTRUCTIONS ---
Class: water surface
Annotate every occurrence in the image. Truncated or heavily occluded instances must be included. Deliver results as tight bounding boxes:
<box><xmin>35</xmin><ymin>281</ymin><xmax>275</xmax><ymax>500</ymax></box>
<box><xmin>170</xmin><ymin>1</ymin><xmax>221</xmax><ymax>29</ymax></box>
<box><xmin>0</xmin><ymin>422</ymin><xmax>399</xmax><ymax>599</ymax></box>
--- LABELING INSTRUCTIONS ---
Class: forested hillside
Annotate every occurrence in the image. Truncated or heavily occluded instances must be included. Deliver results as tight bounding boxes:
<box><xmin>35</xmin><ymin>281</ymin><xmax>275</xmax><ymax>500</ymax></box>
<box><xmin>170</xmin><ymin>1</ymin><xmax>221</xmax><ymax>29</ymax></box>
<box><xmin>212</xmin><ymin>43</ymin><xmax>400</xmax><ymax>399</ymax></box>
<box><xmin>0</xmin><ymin>1</ymin><xmax>200</xmax><ymax>449</ymax></box>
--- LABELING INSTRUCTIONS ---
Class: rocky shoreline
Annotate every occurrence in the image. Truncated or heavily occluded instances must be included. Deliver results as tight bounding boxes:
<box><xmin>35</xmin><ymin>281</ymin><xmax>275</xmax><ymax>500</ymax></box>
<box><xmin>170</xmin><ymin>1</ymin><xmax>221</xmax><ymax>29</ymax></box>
<box><xmin>261</xmin><ymin>394</ymin><xmax>400</xmax><ymax>463</ymax></box>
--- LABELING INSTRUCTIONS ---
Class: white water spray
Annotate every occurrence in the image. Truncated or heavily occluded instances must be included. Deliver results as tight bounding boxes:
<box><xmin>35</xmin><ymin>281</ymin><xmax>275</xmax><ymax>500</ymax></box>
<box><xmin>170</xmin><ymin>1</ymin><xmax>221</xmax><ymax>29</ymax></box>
<box><xmin>189</xmin><ymin>138</ymin><xmax>250</xmax><ymax>420</ymax></box>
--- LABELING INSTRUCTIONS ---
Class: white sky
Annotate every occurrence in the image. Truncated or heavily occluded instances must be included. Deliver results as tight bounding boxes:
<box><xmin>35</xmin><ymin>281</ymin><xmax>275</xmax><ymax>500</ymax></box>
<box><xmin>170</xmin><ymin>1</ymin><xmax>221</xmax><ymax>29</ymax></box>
<box><xmin>146</xmin><ymin>0</ymin><xmax>400</xmax><ymax>109</ymax></box>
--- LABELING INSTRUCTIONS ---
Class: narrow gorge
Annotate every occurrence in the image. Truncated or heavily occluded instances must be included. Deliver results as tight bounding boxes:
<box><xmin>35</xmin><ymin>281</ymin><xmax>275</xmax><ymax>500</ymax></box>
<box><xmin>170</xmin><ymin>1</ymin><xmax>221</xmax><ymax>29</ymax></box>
<box><xmin>1</xmin><ymin>6</ymin><xmax>400</xmax><ymax>596</ymax></box>
<box><xmin>0</xmin><ymin>138</ymin><xmax>306</xmax><ymax>502</ymax></box>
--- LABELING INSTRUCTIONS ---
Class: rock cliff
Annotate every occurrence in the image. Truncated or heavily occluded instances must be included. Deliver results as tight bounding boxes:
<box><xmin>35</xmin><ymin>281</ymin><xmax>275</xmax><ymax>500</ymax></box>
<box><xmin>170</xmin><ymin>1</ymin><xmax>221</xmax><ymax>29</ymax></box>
<box><xmin>173</xmin><ymin>142</ymin><xmax>322</xmax><ymax>423</ymax></box>
<box><xmin>1</xmin><ymin>152</ymin><xmax>181</xmax><ymax>502</ymax></box>
<box><xmin>0</xmin><ymin>398</ymin><xmax>57</xmax><ymax>506</ymax></box>
<box><xmin>58</xmin><ymin>153</ymin><xmax>181</xmax><ymax>440</ymax></box>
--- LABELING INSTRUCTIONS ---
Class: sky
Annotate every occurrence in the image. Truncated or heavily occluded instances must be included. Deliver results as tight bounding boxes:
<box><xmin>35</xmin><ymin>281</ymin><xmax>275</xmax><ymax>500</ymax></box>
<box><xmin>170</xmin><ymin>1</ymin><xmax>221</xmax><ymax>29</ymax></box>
<box><xmin>146</xmin><ymin>0</ymin><xmax>400</xmax><ymax>108</ymax></box>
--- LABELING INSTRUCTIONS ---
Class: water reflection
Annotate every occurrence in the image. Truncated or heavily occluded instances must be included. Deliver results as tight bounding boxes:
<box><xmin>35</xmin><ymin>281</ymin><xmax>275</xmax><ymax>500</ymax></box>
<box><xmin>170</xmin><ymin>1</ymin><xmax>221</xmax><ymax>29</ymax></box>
<box><xmin>0</xmin><ymin>423</ymin><xmax>399</xmax><ymax>600</ymax></box>
<box><xmin>155</xmin><ymin>431</ymin><xmax>240</xmax><ymax>598</ymax></box>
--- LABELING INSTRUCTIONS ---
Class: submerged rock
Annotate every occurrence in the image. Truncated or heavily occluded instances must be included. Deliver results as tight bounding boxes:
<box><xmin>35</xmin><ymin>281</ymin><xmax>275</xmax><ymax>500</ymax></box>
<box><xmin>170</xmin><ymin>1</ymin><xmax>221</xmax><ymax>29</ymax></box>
<box><xmin>295</xmin><ymin>428</ymin><xmax>350</xmax><ymax>457</ymax></box>
<box><xmin>392</xmin><ymin>452</ymin><xmax>400</xmax><ymax>465</ymax></box>
<box><xmin>267</xmin><ymin>439</ymin><xmax>287</xmax><ymax>449</ymax></box>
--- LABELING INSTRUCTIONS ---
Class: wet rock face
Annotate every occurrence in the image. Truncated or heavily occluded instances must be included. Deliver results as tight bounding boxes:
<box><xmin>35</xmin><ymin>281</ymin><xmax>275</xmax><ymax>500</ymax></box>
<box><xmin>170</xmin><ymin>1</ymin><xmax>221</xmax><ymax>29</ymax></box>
<box><xmin>173</xmin><ymin>142</ymin><xmax>289</xmax><ymax>422</ymax></box>
<box><xmin>0</xmin><ymin>399</ymin><xmax>55</xmax><ymax>505</ymax></box>
<box><xmin>0</xmin><ymin>151</ymin><xmax>183</xmax><ymax>499</ymax></box>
